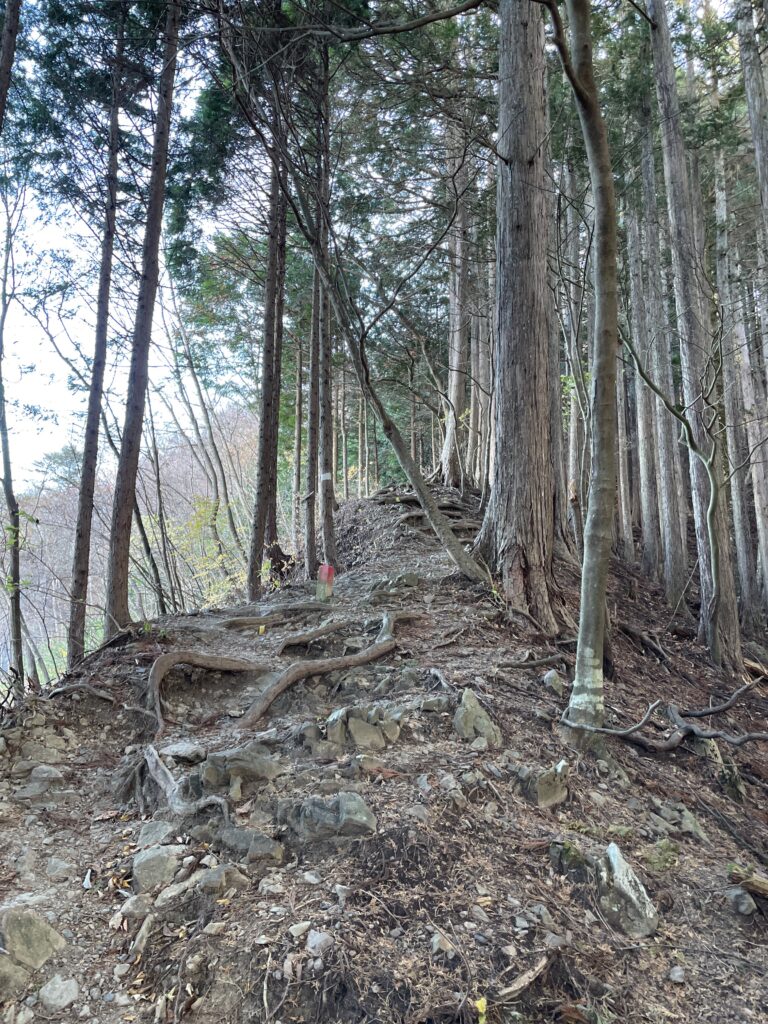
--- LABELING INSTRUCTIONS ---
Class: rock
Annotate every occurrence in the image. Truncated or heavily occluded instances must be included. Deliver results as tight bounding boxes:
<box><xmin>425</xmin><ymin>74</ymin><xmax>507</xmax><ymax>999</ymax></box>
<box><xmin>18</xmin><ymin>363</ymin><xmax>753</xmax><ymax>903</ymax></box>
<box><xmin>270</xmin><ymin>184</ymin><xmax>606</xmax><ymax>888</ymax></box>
<box><xmin>203</xmin><ymin>742</ymin><xmax>284</xmax><ymax>788</ymax></box>
<box><xmin>203</xmin><ymin>922</ymin><xmax>227</xmax><ymax>936</ymax></box>
<box><xmin>430</xmin><ymin>930</ymin><xmax>456</xmax><ymax>957</ymax></box>
<box><xmin>667</xmin><ymin>966</ymin><xmax>686</xmax><ymax>984</ymax></box>
<box><xmin>248</xmin><ymin>834</ymin><xmax>285</xmax><ymax>865</ymax></box>
<box><xmin>120</xmin><ymin>894</ymin><xmax>152</xmax><ymax>921</ymax></box>
<box><xmin>302</xmin><ymin>871</ymin><xmax>321</xmax><ymax>885</ymax></box>
<box><xmin>38</xmin><ymin>975</ymin><xmax>80</xmax><ymax>1012</ymax></box>
<box><xmin>132</xmin><ymin>845</ymin><xmax>185</xmax><ymax>893</ymax></box>
<box><xmin>453</xmin><ymin>689</ymin><xmax>502</xmax><ymax>748</ymax></box>
<box><xmin>347</xmin><ymin>718</ymin><xmax>386</xmax><ymax>751</ymax></box>
<box><xmin>197</xmin><ymin>865</ymin><xmax>249</xmax><ymax>895</ymax></box>
<box><xmin>289</xmin><ymin>921</ymin><xmax>311</xmax><ymax>938</ymax></box>
<box><xmin>45</xmin><ymin>857</ymin><xmax>76</xmax><ymax>881</ymax></box>
<box><xmin>726</xmin><ymin>886</ymin><xmax>757</xmax><ymax>916</ymax></box>
<box><xmin>0</xmin><ymin>957</ymin><xmax>30</xmax><ymax>997</ymax></box>
<box><xmin>158</xmin><ymin>741</ymin><xmax>206</xmax><ymax>764</ymax></box>
<box><xmin>19</xmin><ymin>743</ymin><xmax>63</xmax><ymax>764</ymax></box>
<box><xmin>520</xmin><ymin>760</ymin><xmax>569</xmax><ymax>809</ymax></box>
<box><xmin>153</xmin><ymin>873</ymin><xmax>205</xmax><ymax>910</ymax></box>
<box><xmin>326</xmin><ymin>709</ymin><xmax>349</xmax><ymax>747</ymax></box>
<box><xmin>305</xmin><ymin>929</ymin><xmax>334</xmax><ymax>956</ymax></box>
<box><xmin>542</xmin><ymin>669</ymin><xmax>565</xmax><ymax>697</ymax></box>
<box><xmin>420</xmin><ymin>695</ymin><xmax>451</xmax><ymax>713</ymax></box>
<box><xmin>678</xmin><ymin>807</ymin><xmax>707</xmax><ymax>842</ymax></box>
<box><xmin>596</xmin><ymin>843</ymin><xmax>658</xmax><ymax>938</ymax></box>
<box><xmin>137</xmin><ymin>820</ymin><xmax>178</xmax><ymax>848</ymax></box>
<box><xmin>278</xmin><ymin>792</ymin><xmax>377</xmax><ymax>842</ymax></box>
<box><xmin>0</xmin><ymin>908</ymin><xmax>66</xmax><ymax>969</ymax></box>
<box><xmin>380</xmin><ymin>718</ymin><xmax>401</xmax><ymax>744</ymax></box>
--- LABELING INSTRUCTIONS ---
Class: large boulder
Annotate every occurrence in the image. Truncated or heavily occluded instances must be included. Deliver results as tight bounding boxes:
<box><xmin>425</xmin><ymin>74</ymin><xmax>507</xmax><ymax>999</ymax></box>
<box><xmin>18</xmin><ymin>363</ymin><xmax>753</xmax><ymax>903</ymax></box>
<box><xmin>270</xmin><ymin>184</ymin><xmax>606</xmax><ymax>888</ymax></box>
<box><xmin>453</xmin><ymin>689</ymin><xmax>502</xmax><ymax>748</ymax></box>
<box><xmin>596</xmin><ymin>843</ymin><xmax>659</xmax><ymax>938</ymax></box>
<box><xmin>0</xmin><ymin>908</ymin><xmax>66</xmax><ymax>970</ymax></box>
<box><xmin>278</xmin><ymin>792</ymin><xmax>377</xmax><ymax>842</ymax></box>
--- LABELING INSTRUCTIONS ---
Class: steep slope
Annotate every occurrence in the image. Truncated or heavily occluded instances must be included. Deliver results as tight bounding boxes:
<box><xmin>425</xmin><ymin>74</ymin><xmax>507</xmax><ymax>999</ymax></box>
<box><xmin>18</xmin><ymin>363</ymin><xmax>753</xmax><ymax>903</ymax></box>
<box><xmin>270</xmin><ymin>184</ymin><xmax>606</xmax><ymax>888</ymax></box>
<box><xmin>1</xmin><ymin>489</ymin><xmax>767</xmax><ymax>1024</ymax></box>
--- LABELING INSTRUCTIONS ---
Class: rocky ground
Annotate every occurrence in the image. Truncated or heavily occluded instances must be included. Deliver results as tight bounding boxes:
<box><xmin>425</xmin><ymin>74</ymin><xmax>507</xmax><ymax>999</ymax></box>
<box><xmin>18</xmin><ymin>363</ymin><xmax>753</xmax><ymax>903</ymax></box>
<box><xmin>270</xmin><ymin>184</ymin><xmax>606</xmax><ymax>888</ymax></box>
<box><xmin>1</xmin><ymin>488</ymin><xmax>767</xmax><ymax>1024</ymax></box>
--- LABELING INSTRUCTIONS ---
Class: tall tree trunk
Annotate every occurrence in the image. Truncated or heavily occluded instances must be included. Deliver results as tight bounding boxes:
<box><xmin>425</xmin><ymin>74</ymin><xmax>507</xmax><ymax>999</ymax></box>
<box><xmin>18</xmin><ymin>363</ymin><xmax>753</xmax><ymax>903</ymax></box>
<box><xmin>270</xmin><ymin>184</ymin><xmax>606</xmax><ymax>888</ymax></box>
<box><xmin>248</xmin><ymin>160</ymin><xmax>281</xmax><ymax>597</ymax></box>
<box><xmin>317</xmin><ymin>43</ymin><xmax>337</xmax><ymax>566</ymax></box>
<box><xmin>714</xmin><ymin>152</ymin><xmax>758</xmax><ymax>628</ymax></box>
<box><xmin>440</xmin><ymin>112</ymin><xmax>471</xmax><ymax>488</ymax></box>
<box><xmin>647</xmin><ymin>0</ymin><xmax>741</xmax><ymax>667</ymax></box>
<box><xmin>292</xmin><ymin>335</ymin><xmax>303</xmax><ymax>553</ymax></box>
<box><xmin>266</xmin><ymin>172</ymin><xmax>287</xmax><ymax>551</ymax></box>
<box><xmin>104</xmin><ymin>0</ymin><xmax>180</xmax><ymax>636</ymax></box>
<box><xmin>304</xmin><ymin>266</ymin><xmax>320</xmax><ymax>577</ymax></box>
<box><xmin>615</xmin><ymin>359</ymin><xmax>634</xmax><ymax>560</ymax></box>
<box><xmin>477</xmin><ymin>0</ymin><xmax>558</xmax><ymax>630</ymax></box>
<box><xmin>736</xmin><ymin>0</ymin><xmax>768</xmax><ymax>246</ymax></box>
<box><xmin>68</xmin><ymin>9</ymin><xmax>124</xmax><ymax>667</ymax></box>
<box><xmin>626</xmin><ymin>209</ymin><xmax>661</xmax><ymax>578</ymax></box>
<box><xmin>0</xmin><ymin>0</ymin><xmax>21</xmax><ymax>135</ymax></box>
<box><xmin>550</xmin><ymin>0</ymin><xmax>619</xmax><ymax>736</ymax></box>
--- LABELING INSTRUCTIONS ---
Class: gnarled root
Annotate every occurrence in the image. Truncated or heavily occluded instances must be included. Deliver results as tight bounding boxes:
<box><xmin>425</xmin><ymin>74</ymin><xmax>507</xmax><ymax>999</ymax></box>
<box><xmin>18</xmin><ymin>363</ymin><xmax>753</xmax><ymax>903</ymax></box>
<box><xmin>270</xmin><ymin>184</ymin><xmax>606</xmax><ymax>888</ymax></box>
<box><xmin>148</xmin><ymin>651</ymin><xmax>272</xmax><ymax>738</ymax></box>
<box><xmin>240</xmin><ymin>612</ymin><xmax>416</xmax><ymax>729</ymax></box>
<box><xmin>277</xmin><ymin>617</ymin><xmax>355</xmax><ymax>655</ymax></box>
<box><xmin>144</xmin><ymin>745</ymin><xmax>229</xmax><ymax>821</ymax></box>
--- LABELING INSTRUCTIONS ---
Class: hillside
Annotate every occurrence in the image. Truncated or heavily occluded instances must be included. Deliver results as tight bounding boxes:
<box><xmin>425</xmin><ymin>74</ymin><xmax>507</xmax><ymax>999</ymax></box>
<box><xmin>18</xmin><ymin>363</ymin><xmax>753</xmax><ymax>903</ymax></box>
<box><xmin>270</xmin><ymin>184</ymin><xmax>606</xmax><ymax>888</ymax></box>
<box><xmin>1</xmin><ymin>490</ymin><xmax>767</xmax><ymax>1024</ymax></box>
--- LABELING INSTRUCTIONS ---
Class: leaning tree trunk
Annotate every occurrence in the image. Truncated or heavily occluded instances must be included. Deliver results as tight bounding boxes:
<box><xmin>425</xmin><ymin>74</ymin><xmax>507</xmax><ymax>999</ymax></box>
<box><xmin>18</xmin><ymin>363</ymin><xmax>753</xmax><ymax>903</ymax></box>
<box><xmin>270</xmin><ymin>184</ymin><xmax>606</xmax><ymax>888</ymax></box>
<box><xmin>69</xmin><ymin>14</ymin><xmax>124</xmax><ymax>667</ymax></box>
<box><xmin>647</xmin><ymin>0</ymin><xmax>741</xmax><ymax>668</ymax></box>
<box><xmin>104</xmin><ymin>0</ymin><xmax>180</xmax><ymax>637</ymax></box>
<box><xmin>549</xmin><ymin>0</ymin><xmax>619</xmax><ymax>737</ymax></box>
<box><xmin>477</xmin><ymin>0</ymin><xmax>558</xmax><ymax>632</ymax></box>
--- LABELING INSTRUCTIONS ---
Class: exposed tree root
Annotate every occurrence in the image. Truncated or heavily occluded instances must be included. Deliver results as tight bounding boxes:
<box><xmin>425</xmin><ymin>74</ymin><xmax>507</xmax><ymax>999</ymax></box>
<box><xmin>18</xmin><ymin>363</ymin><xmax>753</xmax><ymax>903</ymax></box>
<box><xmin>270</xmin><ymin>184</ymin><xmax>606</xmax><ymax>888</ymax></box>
<box><xmin>144</xmin><ymin>745</ymin><xmax>229</xmax><ymax>821</ymax></box>
<box><xmin>148</xmin><ymin>651</ymin><xmax>272</xmax><ymax>737</ymax></box>
<box><xmin>617</xmin><ymin>621</ymin><xmax>667</xmax><ymax>660</ymax></box>
<box><xmin>218</xmin><ymin>602</ymin><xmax>335</xmax><ymax>632</ymax></box>
<box><xmin>276</xmin><ymin>617</ymin><xmax>355</xmax><ymax>655</ymax></box>
<box><xmin>46</xmin><ymin>681</ymin><xmax>116</xmax><ymax>703</ymax></box>
<box><xmin>239</xmin><ymin>611</ymin><xmax>416</xmax><ymax>729</ymax></box>
<box><xmin>561</xmin><ymin>681</ymin><xmax>768</xmax><ymax>751</ymax></box>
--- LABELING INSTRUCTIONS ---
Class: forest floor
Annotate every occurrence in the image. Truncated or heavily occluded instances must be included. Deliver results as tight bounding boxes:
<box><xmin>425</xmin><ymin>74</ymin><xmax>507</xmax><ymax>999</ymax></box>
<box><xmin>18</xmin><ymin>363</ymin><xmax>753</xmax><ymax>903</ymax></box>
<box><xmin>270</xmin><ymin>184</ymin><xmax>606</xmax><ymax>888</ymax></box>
<box><xmin>1</xmin><ymin>487</ymin><xmax>767</xmax><ymax>1024</ymax></box>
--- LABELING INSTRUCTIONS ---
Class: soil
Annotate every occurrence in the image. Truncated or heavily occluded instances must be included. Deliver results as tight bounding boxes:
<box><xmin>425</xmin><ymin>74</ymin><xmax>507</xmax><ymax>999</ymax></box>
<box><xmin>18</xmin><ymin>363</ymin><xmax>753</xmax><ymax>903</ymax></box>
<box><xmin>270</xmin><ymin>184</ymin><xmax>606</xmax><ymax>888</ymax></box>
<box><xmin>1</xmin><ymin>487</ymin><xmax>766</xmax><ymax>1024</ymax></box>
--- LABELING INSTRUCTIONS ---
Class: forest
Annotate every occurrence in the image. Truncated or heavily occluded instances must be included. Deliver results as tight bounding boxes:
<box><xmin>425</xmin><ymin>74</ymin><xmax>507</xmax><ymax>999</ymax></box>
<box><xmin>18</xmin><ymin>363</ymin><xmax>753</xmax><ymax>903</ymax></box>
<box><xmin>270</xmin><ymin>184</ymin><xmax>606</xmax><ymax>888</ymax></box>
<box><xmin>1</xmin><ymin>1</ymin><xmax>768</xmax><ymax>1020</ymax></box>
<box><xmin>1</xmin><ymin>0</ymin><xmax>767</xmax><ymax>724</ymax></box>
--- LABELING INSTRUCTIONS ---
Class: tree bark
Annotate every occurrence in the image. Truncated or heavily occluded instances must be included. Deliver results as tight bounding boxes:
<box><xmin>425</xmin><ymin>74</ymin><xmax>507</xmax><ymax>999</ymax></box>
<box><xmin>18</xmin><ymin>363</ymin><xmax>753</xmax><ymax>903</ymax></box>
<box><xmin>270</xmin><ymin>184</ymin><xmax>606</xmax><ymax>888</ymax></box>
<box><xmin>440</xmin><ymin>111</ymin><xmax>471</xmax><ymax>488</ymax></box>
<box><xmin>549</xmin><ymin>0</ymin><xmax>619</xmax><ymax>736</ymax></box>
<box><xmin>68</xmin><ymin>10</ymin><xmax>124</xmax><ymax>667</ymax></box>
<box><xmin>248</xmin><ymin>160</ymin><xmax>281</xmax><ymax>597</ymax></box>
<box><xmin>477</xmin><ymin>0</ymin><xmax>558</xmax><ymax>631</ymax></box>
<box><xmin>714</xmin><ymin>152</ymin><xmax>759</xmax><ymax>628</ymax></box>
<box><xmin>0</xmin><ymin>0</ymin><xmax>21</xmax><ymax>136</ymax></box>
<box><xmin>304</xmin><ymin>265</ymin><xmax>320</xmax><ymax>576</ymax></box>
<box><xmin>626</xmin><ymin>209</ymin><xmax>661</xmax><ymax>579</ymax></box>
<box><xmin>647</xmin><ymin>0</ymin><xmax>741</xmax><ymax>667</ymax></box>
<box><xmin>104</xmin><ymin>0</ymin><xmax>180</xmax><ymax>636</ymax></box>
